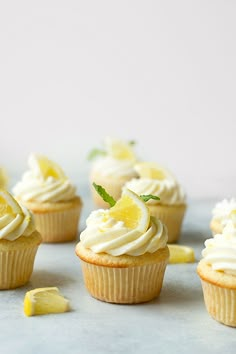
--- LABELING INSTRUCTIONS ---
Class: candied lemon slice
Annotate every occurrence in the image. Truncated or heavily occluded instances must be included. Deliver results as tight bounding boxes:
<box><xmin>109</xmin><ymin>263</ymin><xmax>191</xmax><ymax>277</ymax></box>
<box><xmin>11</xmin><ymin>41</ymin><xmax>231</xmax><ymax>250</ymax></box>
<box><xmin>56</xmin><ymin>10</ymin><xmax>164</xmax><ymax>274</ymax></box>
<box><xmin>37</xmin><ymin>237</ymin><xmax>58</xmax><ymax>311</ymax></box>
<box><xmin>168</xmin><ymin>244</ymin><xmax>195</xmax><ymax>264</ymax></box>
<box><xmin>109</xmin><ymin>188</ymin><xmax>150</xmax><ymax>232</ymax></box>
<box><xmin>105</xmin><ymin>137</ymin><xmax>136</xmax><ymax>160</ymax></box>
<box><xmin>0</xmin><ymin>189</ymin><xmax>22</xmax><ymax>217</ymax></box>
<box><xmin>134</xmin><ymin>162</ymin><xmax>173</xmax><ymax>180</ymax></box>
<box><xmin>29</xmin><ymin>154</ymin><xmax>66</xmax><ymax>180</ymax></box>
<box><xmin>24</xmin><ymin>287</ymin><xmax>70</xmax><ymax>316</ymax></box>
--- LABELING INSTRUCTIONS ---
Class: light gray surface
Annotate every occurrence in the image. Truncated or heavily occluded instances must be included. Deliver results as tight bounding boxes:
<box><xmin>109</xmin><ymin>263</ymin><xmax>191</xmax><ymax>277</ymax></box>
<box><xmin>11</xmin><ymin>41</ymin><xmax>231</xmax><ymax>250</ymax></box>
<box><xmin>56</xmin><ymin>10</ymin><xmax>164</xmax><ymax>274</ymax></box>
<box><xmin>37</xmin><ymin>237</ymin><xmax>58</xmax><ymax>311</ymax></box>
<box><xmin>0</xmin><ymin>196</ymin><xmax>235</xmax><ymax>354</ymax></box>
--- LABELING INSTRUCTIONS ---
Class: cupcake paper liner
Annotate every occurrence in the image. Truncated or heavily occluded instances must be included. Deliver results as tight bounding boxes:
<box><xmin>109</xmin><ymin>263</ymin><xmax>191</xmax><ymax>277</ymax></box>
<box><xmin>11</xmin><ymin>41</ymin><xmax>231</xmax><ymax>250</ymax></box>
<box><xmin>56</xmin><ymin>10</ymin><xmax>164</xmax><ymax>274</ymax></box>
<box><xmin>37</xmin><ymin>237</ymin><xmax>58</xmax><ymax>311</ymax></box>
<box><xmin>80</xmin><ymin>260</ymin><xmax>168</xmax><ymax>304</ymax></box>
<box><xmin>33</xmin><ymin>207</ymin><xmax>81</xmax><ymax>243</ymax></box>
<box><xmin>200</xmin><ymin>279</ymin><xmax>236</xmax><ymax>327</ymax></box>
<box><xmin>148</xmin><ymin>204</ymin><xmax>186</xmax><ymax>243</ymax></box>
<box><xmin>0</xmin><ymin>246</ymin><xmax>39</xmax><ymax>289</ymax></box>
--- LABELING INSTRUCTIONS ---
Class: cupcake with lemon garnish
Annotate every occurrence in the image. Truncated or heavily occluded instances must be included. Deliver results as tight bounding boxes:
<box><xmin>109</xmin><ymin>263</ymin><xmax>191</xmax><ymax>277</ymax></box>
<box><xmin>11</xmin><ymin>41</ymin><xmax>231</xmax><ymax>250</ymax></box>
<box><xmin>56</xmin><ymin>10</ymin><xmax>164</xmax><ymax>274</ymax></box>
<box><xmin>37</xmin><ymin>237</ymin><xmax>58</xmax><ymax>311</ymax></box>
<box><xmin>0</xmin><ymin>189</ymin><xmax>42</xmax><ymax>289</ymax></box>
<box><xmin>197</xmin><ymin>212</ymin><xmax>236</xmax><ymax>327</ymax></box>
<box><xmin>12</xmin><ymin>154</ymin><xmax>82</xmax><ymax>243</ymax></box>
<box><xmin>124</xmin><ymin>162</ymin><xmax>186</xmax><ymax>243</ymax></box>
<box><xmin>88</xmin><ymin>137</ymin><xmax>139</xmax><ymax>208</ymax></box>
<box><xmin>75</xmin><ymin>183</ymin><xmax>169</xmax><ymax>304</ymax></box>
<box><xmin>0</xmin><ymin>167</ymin><xmax>8</xmax><ymax>189</ymax></box>
<box><xmin>210</xmin><ymin>198</ymin><xmax>236</xmax><ymax>235</ymax></box>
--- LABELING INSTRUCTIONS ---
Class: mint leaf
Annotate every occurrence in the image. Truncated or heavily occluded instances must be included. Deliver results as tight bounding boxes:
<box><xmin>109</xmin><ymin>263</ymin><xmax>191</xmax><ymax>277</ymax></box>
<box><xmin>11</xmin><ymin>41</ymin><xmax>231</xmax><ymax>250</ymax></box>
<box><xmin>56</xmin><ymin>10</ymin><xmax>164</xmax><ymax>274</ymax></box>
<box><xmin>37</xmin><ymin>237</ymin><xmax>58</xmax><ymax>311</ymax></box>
<box><xmin>140</xmin><ymin>194</ymin><xmax>160</xmax><ymax>202</ymax></box>
<box><xmin>93</xmin><ymin>182</ymin><xmax>116</xmax><ymax>207</ymax></box>
<box><xmin>129</xmin><ymin>140</ymin><xmax>136</xmax><ymax>146</ymax></box>
<box><xmin>87</xmin><ymin>149</ymin><xmax>106</xmax><ymax>161</ymax></box>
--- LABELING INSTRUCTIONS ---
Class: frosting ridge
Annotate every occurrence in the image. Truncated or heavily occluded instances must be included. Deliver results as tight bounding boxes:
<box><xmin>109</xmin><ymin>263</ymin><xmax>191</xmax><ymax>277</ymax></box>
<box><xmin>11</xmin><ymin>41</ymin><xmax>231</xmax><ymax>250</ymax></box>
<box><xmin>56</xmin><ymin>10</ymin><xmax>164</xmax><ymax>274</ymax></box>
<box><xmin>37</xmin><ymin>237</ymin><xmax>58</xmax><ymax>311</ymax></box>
<box><xmin>13</xmin><ymin>154</ymin><xmax>76</xmax><ymax>203</ymax></box>
<box><xmin>202</xmin><ymin>220</ymin><xmax>236</xmax><ymax>276</ymax></box>
<box><xmin>80</xmin><ymin>209</ymin><xmax>168</xmax><ymax>256</ymax></box>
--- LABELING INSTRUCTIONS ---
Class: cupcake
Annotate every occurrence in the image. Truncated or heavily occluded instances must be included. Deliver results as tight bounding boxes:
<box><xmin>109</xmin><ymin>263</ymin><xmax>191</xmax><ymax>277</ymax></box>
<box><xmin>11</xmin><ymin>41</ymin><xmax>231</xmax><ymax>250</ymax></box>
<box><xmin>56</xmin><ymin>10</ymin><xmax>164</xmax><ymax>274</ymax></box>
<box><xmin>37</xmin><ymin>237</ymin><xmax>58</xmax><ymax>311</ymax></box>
<box><xmin>0</xmin><ymin>189</ymin><xmax>42</xmax><ymax>289</ymax></box>
<box><xmin>12</xmin><ymin>154</ymin><xmax>82</xmax><ymax>243</ymax></box>
<box><xmin>197</xmin><ymin>214</ymin><xmax>236</xmax><ymax>327</ymax></box>
<box><xmin>210</xmin><ymin>198</ymin><xmax>236</xmax><ymax>235</ymax></box>
<box><xmin>88</xmin><ymin>137</ymin><xmax>139</xmax><ymax>208</ymax></box>
<box><xmin>75</xmin><ymin>187</ymin><xmax>169</xmax><ymax>304</ymax></box>
<box><xmin>0</xmin><ymin>167</ymin><xmax>8</xmax><ymax>189</ymax></box>
<box><xmin>124</xmin><ymin>162</ymin><xmax>186</xmax><ymax>243</ymax></box>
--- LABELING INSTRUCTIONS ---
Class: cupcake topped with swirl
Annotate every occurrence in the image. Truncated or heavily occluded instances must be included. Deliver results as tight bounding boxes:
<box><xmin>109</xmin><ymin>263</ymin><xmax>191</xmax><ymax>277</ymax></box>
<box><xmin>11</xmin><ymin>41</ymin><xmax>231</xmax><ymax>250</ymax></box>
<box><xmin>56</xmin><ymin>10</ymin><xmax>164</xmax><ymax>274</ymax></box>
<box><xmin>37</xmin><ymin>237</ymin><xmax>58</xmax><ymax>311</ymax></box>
<box><xmin>210</xmin><ymin>198</ymin><xmax>236</xmax><ymax>235</ymax></box>
<box><xmin>0</xmin><ymin>189</ymin><xmax>42</xmax><ymax>289</ymax></box>
<box><xmin>76</xmin><ymin>186</ymin><xmax>169</xmax><ymax>304</ymax></box>
<box><xmin>13</xmin><ymin>154</ymin><xmax>82</xmax><ymax>243</ymax></box>
<box><xmin>124</xmin><ymin>162</ymin><xmax>186</xmax><ymax>243</ymax></box>
<box><xmin>88</xmin><ymin>137</ymin><xmax>139</xmax><ymax>208</ymax></box>
<box><xmin>197</xmin><ymin>212</ymin><xmax>236</xmax><ymax>327</ymax></box>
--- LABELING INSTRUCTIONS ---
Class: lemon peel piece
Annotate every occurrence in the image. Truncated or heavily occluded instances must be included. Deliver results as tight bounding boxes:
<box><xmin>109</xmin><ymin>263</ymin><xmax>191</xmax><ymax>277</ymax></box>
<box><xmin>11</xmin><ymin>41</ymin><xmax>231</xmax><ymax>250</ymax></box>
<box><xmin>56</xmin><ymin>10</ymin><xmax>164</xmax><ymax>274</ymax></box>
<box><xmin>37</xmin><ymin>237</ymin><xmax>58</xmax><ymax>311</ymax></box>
<box><xmin>24</xmin><ymin>287</ymin><xmax>70</xmax><ymax>317</ymax></box>
<box><xmin>29</xmin><ymin>154</ymin><xmax>66</xmax><ymax>180</ymax></box>
<box><xmin>109</xmin><ymin>188</ymin><xmax>150</xmax><ymax>232</ymax></box>
<box><xmin>105</xmin><ymin>137</ymin><xmax>136</xmax><ymax>161</ymax></box>
<box><xmin>168</xmin><ymin>244</ymin><xmax>195</xmax><ymax>264</ymax></box>
<box><xmin>134</xmin><ymin>162</ymin><xmax>174</xmax><ymax>180</ymax></box>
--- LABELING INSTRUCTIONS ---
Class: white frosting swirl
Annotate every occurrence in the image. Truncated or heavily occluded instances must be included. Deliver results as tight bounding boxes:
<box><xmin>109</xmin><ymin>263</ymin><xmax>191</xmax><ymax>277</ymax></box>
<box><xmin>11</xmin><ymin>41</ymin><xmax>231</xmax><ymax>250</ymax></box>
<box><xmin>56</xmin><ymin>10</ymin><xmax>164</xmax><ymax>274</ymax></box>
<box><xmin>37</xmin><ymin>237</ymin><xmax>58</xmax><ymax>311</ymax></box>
<box><xmin>202</xmin><ymin>220</ymin><xmax>236</xmax><ymax>276</ymax></box>
<box><xmin>0</xmin><ymin>204</ymin><xmax>36</xmax><ymax>241</ymax></box>
<box><xmin>92</xmin><ymin>156</ymin><xmax>138</xmax><ymax>178</ymax></box>
<box><xmin>80</xmin><ymin>209</ymin><xmax>168</xmax><ymax>256</ymax></box>
<box><xmin>212</xmin><ymin>198</ymin><xmax>236</xmax><ymax>227</ymax></box>
<box><xmin>124</xmin><ymin>178</ymin><xmax>185</xmax><ymax>205</ymax></box>
<box><xmin>13</xmin><ymin>154</ymin><xmax>76</xmax><ymax>203</ymax></box>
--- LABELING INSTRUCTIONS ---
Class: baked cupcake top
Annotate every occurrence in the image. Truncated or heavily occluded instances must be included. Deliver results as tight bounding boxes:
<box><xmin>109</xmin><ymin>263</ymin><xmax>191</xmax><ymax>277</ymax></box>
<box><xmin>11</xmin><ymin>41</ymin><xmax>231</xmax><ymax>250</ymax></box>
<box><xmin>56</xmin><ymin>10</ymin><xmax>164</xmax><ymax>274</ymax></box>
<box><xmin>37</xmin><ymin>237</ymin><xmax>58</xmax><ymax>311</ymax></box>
<box><xmin>211</xmin><ymin>198</ymin><xmax>236</xmax><ymax>227</ymax></box>
<box><xmin>89</xmin><ymin>137</ymin><xmax>139</xmax><ymax>178</ymax></box>
<box><xmin>0</xmin><ymin>189</ymin><xmax>36</xmax><ymax>241</ymax></box>
<box><xmin>12</xmin><ymin>154</ymin><xmax>77</xmax><ymax>203</ymax></box>
<box><xmin>0</xmin><ymin>167</ymin><xmax>8</xmax><ymax>189</ymax></box>
<box><xmin>202</xmin><ymin>213</ymin><xmax>236</xmax><ymax>276</ymax></box>
<box><xmin>80</xmin><ymin>187</ymin><xmax>168</xmax><ymax>256</ymax></box>
<box><xmin>124</xmin><ymin>162</ymin><xmax>185</xmax><ymax>206</ymax></box>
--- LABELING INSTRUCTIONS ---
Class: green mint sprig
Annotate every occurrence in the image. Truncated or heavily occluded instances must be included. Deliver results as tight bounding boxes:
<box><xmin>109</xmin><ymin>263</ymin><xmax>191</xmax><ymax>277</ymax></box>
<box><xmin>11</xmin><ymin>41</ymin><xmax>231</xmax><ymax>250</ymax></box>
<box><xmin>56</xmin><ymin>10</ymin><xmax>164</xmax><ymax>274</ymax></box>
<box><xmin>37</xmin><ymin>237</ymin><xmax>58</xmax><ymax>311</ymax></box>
<box><xmin>93</xmin><ymin>182</ymin><xmax>116</xmax><ymax>207</ymax></box>
<box><xmin>129</xmin><ymin>140</ymin><xmax>136</xmax><ymax>146</ymax></box>
<box><xmin>139</xmin><ymin>195</ymin><xmax>160</xmax><ymax>202</ymax></box>
<box><xmin>87</xmin><ymin>149</ymin><xmax>106</xmax><ymax>161</ymax></box>
<box><xmin>93</xmin><ymin>182</ymin><xmax>160</xmax><ymax>207</ymax></box>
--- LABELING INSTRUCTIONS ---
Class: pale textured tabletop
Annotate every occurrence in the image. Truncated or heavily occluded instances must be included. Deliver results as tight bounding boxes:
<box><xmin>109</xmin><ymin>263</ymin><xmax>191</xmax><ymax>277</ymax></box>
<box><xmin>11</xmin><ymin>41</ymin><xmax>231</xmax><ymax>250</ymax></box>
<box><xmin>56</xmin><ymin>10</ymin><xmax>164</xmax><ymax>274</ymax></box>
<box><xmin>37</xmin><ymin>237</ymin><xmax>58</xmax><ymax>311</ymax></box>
<box><xmin>0</xmin><ymin>190</ymin><xmax>235</xmax><ymax>354</ymax></box>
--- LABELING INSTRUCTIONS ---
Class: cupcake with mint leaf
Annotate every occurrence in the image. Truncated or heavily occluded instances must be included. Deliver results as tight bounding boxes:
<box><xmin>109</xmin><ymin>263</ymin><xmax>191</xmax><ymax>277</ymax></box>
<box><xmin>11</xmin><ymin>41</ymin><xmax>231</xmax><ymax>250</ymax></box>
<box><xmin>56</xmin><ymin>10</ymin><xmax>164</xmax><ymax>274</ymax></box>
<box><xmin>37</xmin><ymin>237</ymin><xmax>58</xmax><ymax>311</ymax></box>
<box><xmin>75</xmin><ymin>183</ymin><xmax>169</xmax><ymax>304</ymax></box>
<box><xmin>88</xmin><ymin>137</ymin><xmax>139</xmax><ymax>208</ymax></box>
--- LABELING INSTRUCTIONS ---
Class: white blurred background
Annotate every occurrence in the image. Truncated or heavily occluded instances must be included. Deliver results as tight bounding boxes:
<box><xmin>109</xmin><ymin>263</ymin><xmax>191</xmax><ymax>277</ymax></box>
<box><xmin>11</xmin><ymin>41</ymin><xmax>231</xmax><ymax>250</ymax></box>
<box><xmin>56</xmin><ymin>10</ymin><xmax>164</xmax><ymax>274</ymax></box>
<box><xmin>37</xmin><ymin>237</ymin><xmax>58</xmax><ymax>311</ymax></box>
<box><xmin>1</xmin><ymin>0</ymin><xmax>235</xmax><ymax>199</ymax></box>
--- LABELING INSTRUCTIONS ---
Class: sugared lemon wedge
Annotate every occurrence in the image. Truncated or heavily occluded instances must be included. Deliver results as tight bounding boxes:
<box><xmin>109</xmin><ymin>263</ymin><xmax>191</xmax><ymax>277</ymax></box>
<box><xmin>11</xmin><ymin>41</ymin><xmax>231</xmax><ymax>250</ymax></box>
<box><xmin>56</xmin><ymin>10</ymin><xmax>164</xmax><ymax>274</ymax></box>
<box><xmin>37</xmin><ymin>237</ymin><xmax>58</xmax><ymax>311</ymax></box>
<box><xmin>134</xmin><ymin>162</ymin><xmax>173</xmax><ymax>180</ymax></box>
<box><xmin>24</xmin><ymin>287</ymin><xmax>70</xmax><ymax>317</ymax></box>
<box><xmin>109</xmin><ymin>188</ymin><xmax>150</xmax><ymax>232</ymax></box>
<box><xmin>168</xmin><ymin>244</ymin><xmax>195</xmax><ymax>264</ymax></box>
<box><xmin>29</xmin><ymin>154</ymin><xmax>66</xmax><ymax>180</ymax></box>
<box><xmin>105</xmin><ymin>137</ymin><xmax>136</xmax><ymax>160</ymax></box>
<box><xmin>0</xmin><ymin>189</ymin><xmax>22</xmax><ymax>217</ymax></box>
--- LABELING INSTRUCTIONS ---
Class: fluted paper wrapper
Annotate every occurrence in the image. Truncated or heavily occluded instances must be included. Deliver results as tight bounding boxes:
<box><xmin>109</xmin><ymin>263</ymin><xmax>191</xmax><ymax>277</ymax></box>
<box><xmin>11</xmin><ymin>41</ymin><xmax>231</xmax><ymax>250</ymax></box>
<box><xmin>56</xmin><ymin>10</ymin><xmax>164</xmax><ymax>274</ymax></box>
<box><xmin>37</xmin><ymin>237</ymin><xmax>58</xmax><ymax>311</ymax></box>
<box><xmin>148</xmin><ymin>204</ymin><xmax>186</xmax><ymax>243</ymax></box>
<box><xmin>0</xmin><ymin>246</ymin><xmax>39</xmax><ymax>289</ymax></box>
<box><xmin>34</xmin><ymin>207</ymin><xmax>81</xmax><ymax>243</ymax></box>
<box><xmin>201</xmin><ymin>279</ymin><xmax>236</xmax><ymax>327</ymax></box>
<box><xmin>80</xmin><ymin>260</ymin><xmax>167</xmax><ymax>304</ymax></box>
